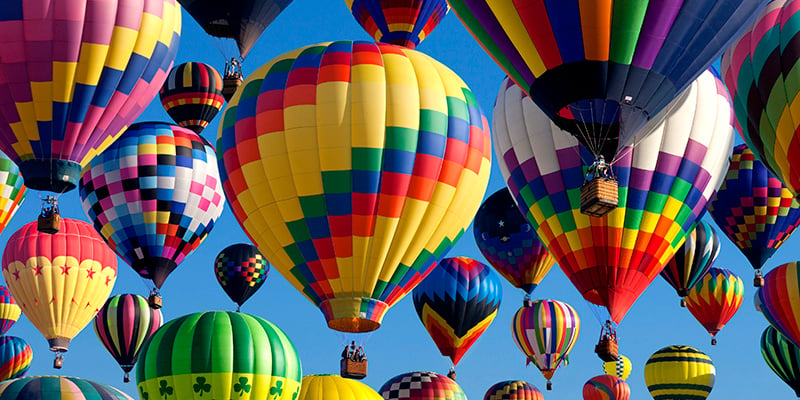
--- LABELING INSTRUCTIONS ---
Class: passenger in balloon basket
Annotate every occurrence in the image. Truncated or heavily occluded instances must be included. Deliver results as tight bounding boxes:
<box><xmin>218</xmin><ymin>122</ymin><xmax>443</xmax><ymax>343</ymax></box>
<box><xmin>37</xmin><ymin>195</ymin><xmax>61</xmax><ymax>234</ymax></box>
<box><xmin>595</xmin><ymin>320</ymin><xmax>619</xmax><ymax>362</ymax></box>
<box><xmin>580</xmin><ymin>156</ymin><xmax>619</xmax><ymax>218</ymax></box>
<box><xmin>340</xmin><ymin>340</ymin><xmax>368</xmax><ymax>380</ymax></box>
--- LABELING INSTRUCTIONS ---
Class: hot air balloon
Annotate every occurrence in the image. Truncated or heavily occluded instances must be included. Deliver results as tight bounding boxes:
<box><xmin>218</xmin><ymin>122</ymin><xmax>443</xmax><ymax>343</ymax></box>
<box><xmin>0</xmin><ymin>286</ymin><xmax>20</xmax><ymax>336</ymax></box>
<box><xmin>160</xmin><ymin>62</ymin><xmax>225</xmax><ymax>133</ymax></box>
<box><xmin>511</xmin><ymin>299</ymin><xmax>580</xmax><ymax>390</ymax></box>
<box><xmin>217</xmin><ymin>41</ymin><xmax>492</xmax><ymax>336</ymax></box>
<box><xmin>761</xmin><ymin>325</ymin><xmax>800</xmax><ymax>397</ymax></box>
<box><xmin>0</xmin><ymin>336</ymin><xmax>31</xmax><ymax>381</ymax></box>
<box><xmin>412</xmin><ymin>256</ymin><xmax>502</xmax><ymax>371</ymax></box>
<box><xmin>80</xmin><ymin>122</ymin><xmax>225</xmax><ymax>306</ymax></box>
<box><xmin>603</xmin><ymin>354</ymin><xmax>632</xmax><ymax>381</ymax></box>
<box><xmin>583</xmin><ymin>375</ymin><xmax>630</xmax><ymax>400</ymax></box>
<box><xmin>136</xmin><ymin>311</ymin><xmax>302</xmax><ymax>400</ymax></box>
<box><xmin>684</xmin><ymin>267</ymin><xmax>744</xmax><ymax>345</ymax></box>
<box><xmin>447</xmin><ymin>0</ymin><xmax>764</xmax><ymax>163</ymax></box>
<box><xmin>345</xmin><ymin>0</ymin><xmax>449</xmax><ymax>49</ymax></box>
<box><xmin>493</xmin><ymin>69</ymin><xmax>734</xmax><ymax>349</ymax></box>
<box><xmin>0</xmin><ymin>154</ymin><xmax>25</xmax><ymax>236</ymax></box>
<box><xmin>214</xmin><ymin>243</ymin><xmax>270</xmax><ymax>311</ymax></box>
<box><xmin>1</xmin><ymin>218</ymin><xmax>117</xmax><ymax>368</ymax></box>
<box><xmin>298</xmin><ymin>375</ymin><xmax>382</xmax><ymax>400</ymax></box>
<box><xmin>93</xmin><ymin>294</ymin><xmax>164</xmax><ymax>383</ymax></box>
<box><xmin>379</xmin><ymin>371</ymin><xmax>466</xmax><ymax>400</ymax></box>
<box><xmin>645</xmin><ymin>345</ymin><xmax>715</xmax><ymax>400</ymax></box>
<box><xmin>473</xmin><ymin>188</ymin><xmax>555</xmax><ymax>297</ymax></box>
<box><xmin>707</xmin><ymin>144</ymin><xmax>800</xmax><ymax>287</ymax></box>
<box><xmin>0</xmin><ymin>0</ymin><xmax>180</xmax><ymax>194</ymax></box>
<box><xmin>660</xmin><ymin>221</ymin><xmax>720</xmax><ymax>306</ymax></box>
<box><xmin>0</xmin><ymin>376</ymin><xmax>134</xmax><ymax>400</ymax></box>
<box><xmin>722</xmin><ymin>0</ymin><xmax>800</xmax><ymax>198</ymax></box>
<box><xmin>483</xmin><ymin>381</ymin><xmax>542</xmax><ymax>400</ymax></box>
<box><xmin>757</xmin><ymin>261</ymin><xmax>800</xmax><ymax>348</ymax></box>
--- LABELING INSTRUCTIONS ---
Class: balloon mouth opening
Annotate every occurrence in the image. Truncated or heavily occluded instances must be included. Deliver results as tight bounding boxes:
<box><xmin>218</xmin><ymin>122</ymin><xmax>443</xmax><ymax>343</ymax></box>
<box><xmin>320</xmin><ymin>297</ymin><xmax>389</xmax><ymax>333</ymax></box>
<box><xmin>133</xmin><ymin>257</ymin><xmax>178</xmax><ymax>289</ymax></box>
<box><xmin>327</xmin><ymin>318</ymin><xmax>380</xmax><ymax>333</ymax></box>
<box><xmin>47</xmin><ymin>337</ymin><xmax>70</xmax><ymax>352</ymax></box>
<box><xmin>19</xmin><ymin>159</ymin><xmax>81</xmax><ymax>193</ymax></box>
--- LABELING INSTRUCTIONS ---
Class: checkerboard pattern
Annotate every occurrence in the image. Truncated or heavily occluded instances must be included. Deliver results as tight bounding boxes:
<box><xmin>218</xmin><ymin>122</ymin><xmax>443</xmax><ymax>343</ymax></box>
<box><xmin>379</xmin><ymin>371</ymin><xmax>466</xmax><ymax>400</ymax></box>
<box><xmin>214</xmin><ymin>243</ymin><xmax>270</xmax><ymax>307</ymax></box>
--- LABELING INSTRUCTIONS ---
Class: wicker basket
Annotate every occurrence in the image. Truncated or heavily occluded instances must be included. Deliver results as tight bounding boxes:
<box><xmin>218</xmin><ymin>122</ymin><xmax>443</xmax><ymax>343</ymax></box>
<box><xmin>595</xmin><ymin>337</ymin><xmax>619</xmax><ymax>362</ymax></box>
<box><xmin>148</xmin><ymin>293</ymin><xmax>163</xmax><ymax>309</ymax></box>
<box><xmin>38</xmin><ymin>213</ymin><xmax>60</xmax><ymax>234</ymax></box>
<box><xmin>581</xmin><ymin>178</ymin><xmax>618</xmax><ymax>217</ymax></box>
<box><xmin>340</xmin><ymin>358</ymin><xmax>367</xmax><ymax>380</ymax></box>
<box><xmin>222</xmin><ymin>76</ymin><xmax>243</xmax><ymax>102</ymax></box>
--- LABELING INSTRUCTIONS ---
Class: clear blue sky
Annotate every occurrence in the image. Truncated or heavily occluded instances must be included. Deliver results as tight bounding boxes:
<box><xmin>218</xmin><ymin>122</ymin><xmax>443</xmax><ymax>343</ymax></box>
<box><xmin>3</xmin><ymin>2</ymin><xmax>795</xmax><ymax>399</ymax></box>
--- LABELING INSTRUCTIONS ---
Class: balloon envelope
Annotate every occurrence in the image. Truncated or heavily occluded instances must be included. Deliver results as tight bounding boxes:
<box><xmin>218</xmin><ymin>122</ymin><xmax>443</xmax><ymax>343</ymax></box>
<box><xmin>511</xmin><ymin>299</ymin><xmax>580</xmax><ymax>384</ymax></box>
<box><xmin>379</xmin><ymin>371</ymin><xmax>466</xmax><ymax>400</ymax></box>
<box><xmin>214</xmin><ymin>243</ymin><xmax>270</xmax><ymax>308</ymax></box>
<box><xmin>603</xmin><ymin>355</ymin><xmax>632</xmax><ymax>381</ymax></box>
<box><xmin>483</xmin><ymin>381</ymin><xmax>543</xmax><ymax>400</ymax></box>
<box><xmin>345</xmin><ymin>0</ymin><xmax>449</xmax><ymax>49</ymax></box>
<box><xmin>0</xmin><ymin>336</ymin><xmax>31</xmax><ymax>381</ymax></box>
<box><xmin>685</xmin><ymin>267</ymin><xmax>744</xmax><ymax>340</ymax></box>
<box><xmin>660</xmin><ymin>221</ymin><xmax>720</xmax><ymax>300</ymax></box>
<box><xmin>0</xmin><ymin>376</ymin><xmax>133</xmax><ymax>400</ymax></box>
<box><xmin>644</xmin><ymin>345</ymin><xmax>715</xmax><ymax>400</ymax></box>
<box><xmin>298</xmin><ymin>375</ymin><xmax>381</xmax><ymax>400</ymax></box>
<box><xmin>160</xmin><ymin>62</ymin><xmax>225</xmax><ymax>133</ymax></box>
<box><xmin>761</xmin><ymin>325</ymin><xmax>800</xmax><ymax>397</ymax></box>
<box><xmin>0</xmin><ymin>285</ymin><xmax>20</xmax><ymax>336</ymax></box>
<box><xmin>583</xmin><ymin>375</ymin><xmax>630</xmax><ymax>400</ymax></box>
<box><xmin>757</xmin><ymin>262</ymin><xmax>800</xmax><ymax>348</ymax></box>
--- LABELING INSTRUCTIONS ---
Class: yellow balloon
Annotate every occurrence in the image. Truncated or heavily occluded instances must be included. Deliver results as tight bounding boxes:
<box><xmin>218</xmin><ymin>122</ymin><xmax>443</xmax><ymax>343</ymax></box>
<box><xmin>298</xmin><ymin>375</ymin><xmax>381</xmax><ymax>400</ymax></box>
<box><xmin>645</xmin><ymin>345</ymin><xmax>715</xmax><ymax>400</ymax></box>
<box><xmin>602</xmin><ymin>354</ymin><xmax>632</xmax><ymax>380</ymax></box>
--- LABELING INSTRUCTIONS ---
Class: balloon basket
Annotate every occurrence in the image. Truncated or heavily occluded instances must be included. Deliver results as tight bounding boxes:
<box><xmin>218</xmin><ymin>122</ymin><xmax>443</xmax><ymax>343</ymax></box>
<box><xmin>53</xmin><ymin>354</ymin><xmax>63</xmax><ymax>369</ymax></box>
<box><xmin>754</xmin><ymin>275</ymin><xmax>764</xmax><ymax>287</ymax></box>
<box><xmin>222</xmin><ymin>76</ymin><xmax>243</xmax><ymax>102</ymax></box>
<box><xmin>595</xmin><ymin>337</ymin><xmax>619</xmax><ymax>362</ymax></box>
<box><xmin>680</xmin><ymin>298</ymin><xmax>687</xmax><ymax>307</ymax></box>
<box><xmin>447</xmin><ymin>369</ymin><xmax>456</xmax><ymax>381</ymax></box>
<box><xmin>340</xmin><ymin>358</ymin><xmax>367</xmax><ymax>380</ymax></box>
<box><xmin>546</xmin><ymin>381</ymin><xmax>552</xmax><ymax>391</ymax></box>
<box><xmin>38</xmin><ymin>213</ymin><xmax>60</xmax><ymax>234</ymax></box>
<box><xmin>148</xmin><ymin>293</ymin><xmax>163</xmax><ymax>309</ymax></box>
<box><xmin>711</xmin><ymin>338</ymin><xmax>717</xmax><ymax>345</ymax></box>
<box><xmin>580</xmin><ymin>178</ymin><xmax>618</xmax><ymax>217</ymax></box>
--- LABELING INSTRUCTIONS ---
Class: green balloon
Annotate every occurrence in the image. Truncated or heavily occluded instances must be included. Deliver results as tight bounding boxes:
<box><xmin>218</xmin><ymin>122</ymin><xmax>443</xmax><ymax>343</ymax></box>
<box><xmin>136</xmin><ymin>311</ymin><xmax>302</xmax><ymax>400</ymax></box>
<box><xmin>0</xmin><ymin>376</ymin><xmax>133</xmax><ymax>399</ymax></box>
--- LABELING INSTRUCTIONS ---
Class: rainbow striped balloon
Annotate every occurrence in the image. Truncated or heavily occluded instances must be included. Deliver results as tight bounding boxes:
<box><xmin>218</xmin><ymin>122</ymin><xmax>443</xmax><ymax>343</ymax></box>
<box><xmin>758</xmin><ymin>262</ymin><xmax>800</xmax><ymax>348</ymax></box>
<box><xmin>583</xmin><ymin>375</ymin><xmax>630</xmax><ymax>400</ymax></box>
<box><xmin>483</xmin><ymin>381</ymin><xmax>543</xmax><ymax>400</ymax></box>
<box><xmin>645</xmin><ymin>345</ymin><xmax>715</xmax><ymax>400</ymax></box>
<box><xmin>511</xmin><ymin>299</ymin><xmax>580</xmax><ymax>387</ymax></box>
<box><xmin>0</xmin><ymin>285</ymin><xmax>20</xmax><ymax>336</ymax></box>
<box><xmin>0</xmin><ymin>0</ymin><xmax>181</xmax><ymax>193</ymax></box>
<box><xmin>217</xmin><ymin>41</ymin><xmax>492</xmax><ymax>333</ymax></box>
<box><xmin>0</xmin><ymin>336</ymin><xmax>31</xmax><ymax>381</ymax></box>
<box><xmin>345</xmin><ymin>0</ymin><xmax>450</xmax><ymax>49</ymax></box>
<box><xmin>685</xmin><ymin>267</ymin><xmax>744</xmax><ymax>343</ymax></box>
<box><xmin>160</xmin><ymin>62</ymin><xmax>225</xmax><ymax>133</ymax></box>
<box><xmin>380</xmin><ymin>371</ymin><xmax>466</xmax><ymax>400</ymax></box>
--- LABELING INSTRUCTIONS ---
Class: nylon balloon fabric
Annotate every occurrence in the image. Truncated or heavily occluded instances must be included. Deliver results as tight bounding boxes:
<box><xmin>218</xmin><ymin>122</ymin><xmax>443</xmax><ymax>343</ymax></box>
<box><xmin>0</xmin><ymin>154</ymin><xmax>25</xmax><ymax>237</ymax></box>
<box><xmin>483</xmin><ymin>380</ymin><xmax>543</xmax><ymax>400</ymax></box>
<box><xmin>447</xmin><ymin>0</ymin><xmax>766</xmax><ymax>159</ymax></box>
<box><xmin>660</xmin><ymin>221</ymin><xmax>720</xmax><ymax>300</ymax></box>
<box><xmin>80</xmin><ymin>122</ymin><xmax>225</xmax><ymax>289</ymax></box>
<box><xmin>758</xmin><ymin>262</ymin><xmax>800</xmax><ymax>348</ymax></box>
<box><xmin>0</xmin><ymin>285</ymin><xmax>20</xmax><ymax>336</ymax></box>
<box><xmin>0</xmin><ymin>376</ymin><xmax>133</xmax><ymax>400</ymax></box>
<box><xmin>214</xmin><ymin>243</ymin><xmax>270</xmax><ymax>308</ymax></box>
<box><xmin>473</xmin><ymin>188</ymin><xmax>554</xmax><ymax>295</ymax></box>
<box><xmin>602</xmin><ymin>355</ymin><xmax>632</xmax><ymax>381</ymax></box>
<box><xmin>345</xmin><ymin>0</ymin><xmax>450</xmax><ymax>49</ymax></box>
<box><xmin>685</xmin><ymin>267</ymin><xmax>744</xmax><ymax>341</ymax></box>
<box><xmin>160</xmin><ymin>62</ymin><xmax>225</xmax><ymax>133</ymax></box>
<box><xmin>644</xmin><ymin>345</ymin><xmax>715</xmax><ymax>400</ymax></box>
<box><xmin>761</xmin><ymin>325</ymin><xmax>800</xmax><ymax>397</ymax></box>
<box><xmin>412</xmin><ymin>256</ymin><xmax>502</xmax><ymax>365</ymax></box>
<box><xmin>0</xmin><ymin>336</ymin><xmax>31</xmax><ymax>381</ymax></box>
<box><xmin>217</xmin><ymin>41</ymin><xmax>492</xmax><ymax>333</ymax></box>
<box><xmin>379</xmin><ymin>371</ymin><xmax>466</xmax><ymax>400</ymax></box>
<box><xmin>582</xmin><ymin>375</ymin><xmax>630</xmax><ymax>400</ymax></box>
<box><xmin>493</xmin><ymin>69</ymin><xmax>734</xmax><ymax>324</ymax></box>
<box><xmin>0</xmin><ymin>0</ymin><xmax>181</xmax><ymax>193</ymax></box>
<box><xmin>707</xmin><ymin>144</ymin><xmax>800</xmax><ymax>273</ymax></box>
<box><xmin>298</xmin><ymin>375</ymin><xmax>382</xmax><ymax>400</ymax></box>
<box><xmin>722</xmin><ymin>0</ymin><xmax>800</xmax><ymax>198</ymax></box>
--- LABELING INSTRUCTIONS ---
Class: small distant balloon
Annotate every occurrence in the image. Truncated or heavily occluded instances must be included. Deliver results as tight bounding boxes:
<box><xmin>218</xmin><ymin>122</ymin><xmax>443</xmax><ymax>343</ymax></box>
<box><xmin>583</xmin><ymin>375</ymin><xmax>630</xmax><ymax>400</ymax></box>
<box><xmin>160</xmin><ymin>62</ymin><xmax>225</xmax><ymax>133</ymax></box>
<box><xmin>380</xmin><ymin>371</ymin><xmax>466</xmax><ymax>400</ymax></box>
<box><xmin>603</xmin><ymin>354</ymin><xmax>632</xmax><ymax>380</ymax></box>
<box><xmin>0</xmin><ymin>336</ymin><xmax>32</xmax><ymax>381</ymax></box>
<box><xmin>214</xmin><ymin>243</ymin><xmax>270</xmax><ymax>309</ymax></box>
<box><xmin>345</xmin><ymin>0</ymin><xmax>449</xmax><ymax>49</ymax></box>
<box><xmin>483</xmin><ymin>380</ymin><xmax>543</xmax><ymax>400</ymax></box>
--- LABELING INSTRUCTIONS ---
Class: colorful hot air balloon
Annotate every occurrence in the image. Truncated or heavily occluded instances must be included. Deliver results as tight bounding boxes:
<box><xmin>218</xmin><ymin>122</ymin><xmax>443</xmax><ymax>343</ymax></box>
<box><xmin>299</xmin><ymin>375</ymin><xmax>382</xmax><ymax>400</ymax></box>
<box><xmin>447</xmin><ymin>0</ymin><xmax>765</xmax><ymax>161</ymax></box>
<box><xmin>511</xmin><ymin>299</ymin><xmax>580</xmax><ymax>390</ymax></box>
<box><xmin>0</xmin><ymin>286</ymin><xmax>20</xmax><ymax>336</ymax></box>
<box><xmin>707</xmin><ymin>144</ymin><xmax>800</xmax><ymax>286</ymax></box>
<box><xmin>603</xmin><ymin>354</ymin><xmax>632</xmax><ymax>381</ymax></box>
<box><xmin>583</xmin><ymin>375</ymin><xmax>630</xmax><ymax>400</ymax></box>
<box><xmin>217</xmin><ymin>41</ymin><xmax>492</xmax><ymax>334</ymax></box>
<box><xmin>160</xmin><ymin>62</ymin><xmax>225</xmax><ymax>133</ymax></box>
<box><xmin>412</xmin><ymin>256</ymin><xmax>502</xmax><ymax>367</ymax></box>
<box><xmin>483</xmin><ymin>381</ymin><xmax>543</xmax><ymax>400</ymax></box>
<box><xmin>0</xmin><ymin>0</ymin><xmax>180</xmax><ymax>193</ymax></box>
<box><xmin>660</xmin><ymin>221</ymin><xmax>720</xmax><ymax>306</ymax></box>
<box><xmin>93</xmin><ymin>294</ymin><xmax>164</xmax><ymax>383</ymax></box>
<box><xmin>493</xmin><ymin>69</ymin><xmax>734</xmax><ymax>326</ymax></box>
<box><xmin>757</xmin><ymin>262</ymin><xmax>800</xmax><ymax>348</ymax></box>
<box><xmin>645</xmin><ymin>345</ymin><xmax>715</xmax><ymax>400</ymax></box>
<box><xmin>379</xmin><ymin>371</ymin><xmax>466</xmax><ymax>400</ymax></box>
<box><xmin>0</xmin><ymin>376</ymin><xmax>133</xmax><ymax>400</ymax></box>
<box><xmin>345</xmin><ymin>0</ymin><xmax>449</xmax><ymax>49</ymax></box>
<box><xmin>214</xmin><ymin>243</ymin><xmax>270</xmax><ymax>310</ymax></box>
<box><xmin>761</xmin><ymin>325</ymin><xmax>800</xmax><ymax>397</ymax></box>
<box><xmin>1</xmin><ymin>218</ymin><xmax>117</xmax><ymax>367</ymax></box>
<box><xmin>136</xmin><ymin>311</ymin><xmax>302</xmax><ymax>400</ymax></box>
<box><xmin>473</xmin><ymin>188</ymin><xmax>555</xmax><ymax>297</ymax></box>
<box><xmin>722</xmin><ymin>0</ymin><xmax>800</xmax><ymax>198</ymax></box>
<box><xmin>0</xmin><ymin>336</ymin><xmax>31</xmax><ymax>381</ymax></box>
<box><xmin>80</xmin><ymin>122</ymin><xmax>225</xmax><ymax>293</ymax></box>
<box><xmin>0</xmin><ymin>154</ymin><xmax>25</xmax><ymax>236</ymax></box>
<box><xmin>685</xmin><ymin>267</ymin><xmax>744</xmax><ymax>345</ymax></box>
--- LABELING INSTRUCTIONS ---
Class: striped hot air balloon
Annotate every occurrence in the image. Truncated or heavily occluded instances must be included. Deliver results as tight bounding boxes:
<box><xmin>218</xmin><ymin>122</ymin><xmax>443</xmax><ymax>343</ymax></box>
<box><xmin>344</xmin><ymin>0</ymin><xmax>450</xmax><ymax>49</ymax></box>
<box><xmin>160</xmin><ymin>62</ymin><xmax>225</xmax><ymax>133</ymax></box>
<box><xmin>298</xmin><ymin>375</ymin><xmax>382</xmax><ymax>400</ymax></box>
<box><xmin>94</xmin><ymin>294</ymin><xmax>163</xmax><ymax>383</ymax></box>
<box><xmin>511</xmin><ymin>299</ymin><xmax>580</xmax><ymax>390</ymax></box>
<box><xmin>660</xmin><ymin>221</ymin><xmax>720</xmax><ymax>306</ymax></box>
<box><xmin>0</xmin><ymin>285</ymin><xmax>20</xmax><ymax>336</ymax></box>
<box><xmin>644</xmin><ymin>345</ymin><xmax>715</xmax><ymax>400</ymax></box>
<box><xmin>761</xmin><ymin>325</ymin><xmax>800</xmax><ymax>397</ymax></box>
<box><xmin>602</xmin><ymin>354</ymin><xmax>632</xmax><ymax>381</ymax></box>
<box><xmin>483</xmin><ymin>380</ymin><xmax>543</xmax><ymax>400</ymax></box>
<box><xmin>0</xmin><ymin>376</ymin><xmax>133</xmax><ymax>400</ymax></box>
<box><xmin>0</xmin><ymin>154</ymin><xmax>25</xmax><ymax>237</ymax></box>
<box><xmin>757</xmin><ymin>262</ymin><xmax>800</xmax><ymax>348</ymax></box>
<box><xmin>379</xmin><ymin>371</ymin><xmax>466</xmax><ymax>400</ymax></box>
<box><xmin>583</xmin><ymin>375</ymin><xmax>630</xmax><ymax>400</ymax></box>
<box><xmin>0</xmin><ymin>336</ymin><xmax>31</xmax><ymax>381</ymax></box>
<box><xmin>412</xmin><ymin>256</ymin><xmax>502</xmax><ymax>367</ymax></box>
<box><xmin>685</xmin><ymin>267</ymin><xmax>744</xmax><ymax>345</ymax></box>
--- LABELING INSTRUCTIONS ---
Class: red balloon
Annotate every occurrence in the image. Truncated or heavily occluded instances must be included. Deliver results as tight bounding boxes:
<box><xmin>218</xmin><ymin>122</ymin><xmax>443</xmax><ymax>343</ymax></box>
<box><xmin>583</xmin><ymin>375</ymin><xmax>630</xmax><ymax>400</ymax></box>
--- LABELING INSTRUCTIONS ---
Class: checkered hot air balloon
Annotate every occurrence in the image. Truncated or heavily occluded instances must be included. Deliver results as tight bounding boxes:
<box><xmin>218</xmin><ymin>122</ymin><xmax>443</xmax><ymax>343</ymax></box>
<box><xmin>412</xmin><ymin>256</ymin><xmax>502</xmax><ymax>367</ymax></box>
<box><xmin>483</xmin><ymin>380</ymin><xmax>543</xmax><ymax>400</ymax></box>
<box><xmin>493</xmin><ymin>68</ymin><xmax>734</xmax><ymax>326</ymax></box>
<box><xmin>344</xmin><ymin>0</ymin><xmax>450</xmax><ymax>49</ymax></box>
<box><xmin>379</xmin><ymin>371</ymin><xmax>466</xmax><ymax>400</ymax></box>
<box><xmin>707</xmin><ymin>144</ymin><xmax>800</xmax><ymax>287</ymax></box>
<box><xmin>160</xmin><ymin>62</ymin><xmax>225</xmax><ymax>134</ymax></box>
<box><xmin>214</xmin><ymin>243</ymin><xmax>270</xmax><ymax>310</ymax></box>
<box><xmin>602</xmin><ymin>354</ymin><xmax>632</xmax><ymax>381</ymax></box>
<box><xmin>0</xmin><ymin>0</ymin><xmax>181</xmax><ymax>193</ymax></box>
<box><xmin>79</xmin><ymin>122</ymin><xmax>225</xmax><ymax>294</ymax></box>
<box><xmin>660</xmin><ymin>221</ymin><xmax>721</xmax><ymax>307</ymax></box>
<box><xmin>217</xmin><ymin>41</ymin><xmax>492</xmax><ymax>334</ymax></box>
<box><xmin>685</xmin><ymin>267</ymin><xmax>744</xmax><ymax>345</ymax></box>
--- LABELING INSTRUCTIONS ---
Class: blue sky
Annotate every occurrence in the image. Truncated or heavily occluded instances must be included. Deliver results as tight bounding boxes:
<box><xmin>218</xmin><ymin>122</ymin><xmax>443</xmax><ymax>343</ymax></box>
<box><xmin>3</xmin><ymin>1</ymin><xmax>796</xmax><ymax>399</ymax></box>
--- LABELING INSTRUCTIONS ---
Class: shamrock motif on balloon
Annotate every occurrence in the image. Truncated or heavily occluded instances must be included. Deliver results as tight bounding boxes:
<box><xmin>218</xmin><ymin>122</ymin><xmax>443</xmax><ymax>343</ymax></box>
<box><xmin>193</xmin><ymin>377</ymin><xmax>211</xmax><ymax>396</ymax></box>
<box><xmin>139</xmin><ymin>387</ymin><xmax>149</xmax><ymax>400</ymax></box>
<box><xmin>234</xmin><ymin>377</ymin><xmax>251</xmax><ymax>396</ymax></box>
<box><xmin>270</xmin><ymin>381</ymin><xmax>284</xmax><ymax>399</ymax></box>
<box><xmin>159</xmin><ymin>380</ymin><xmax>174</xmax><ymax>399</ymax></box>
